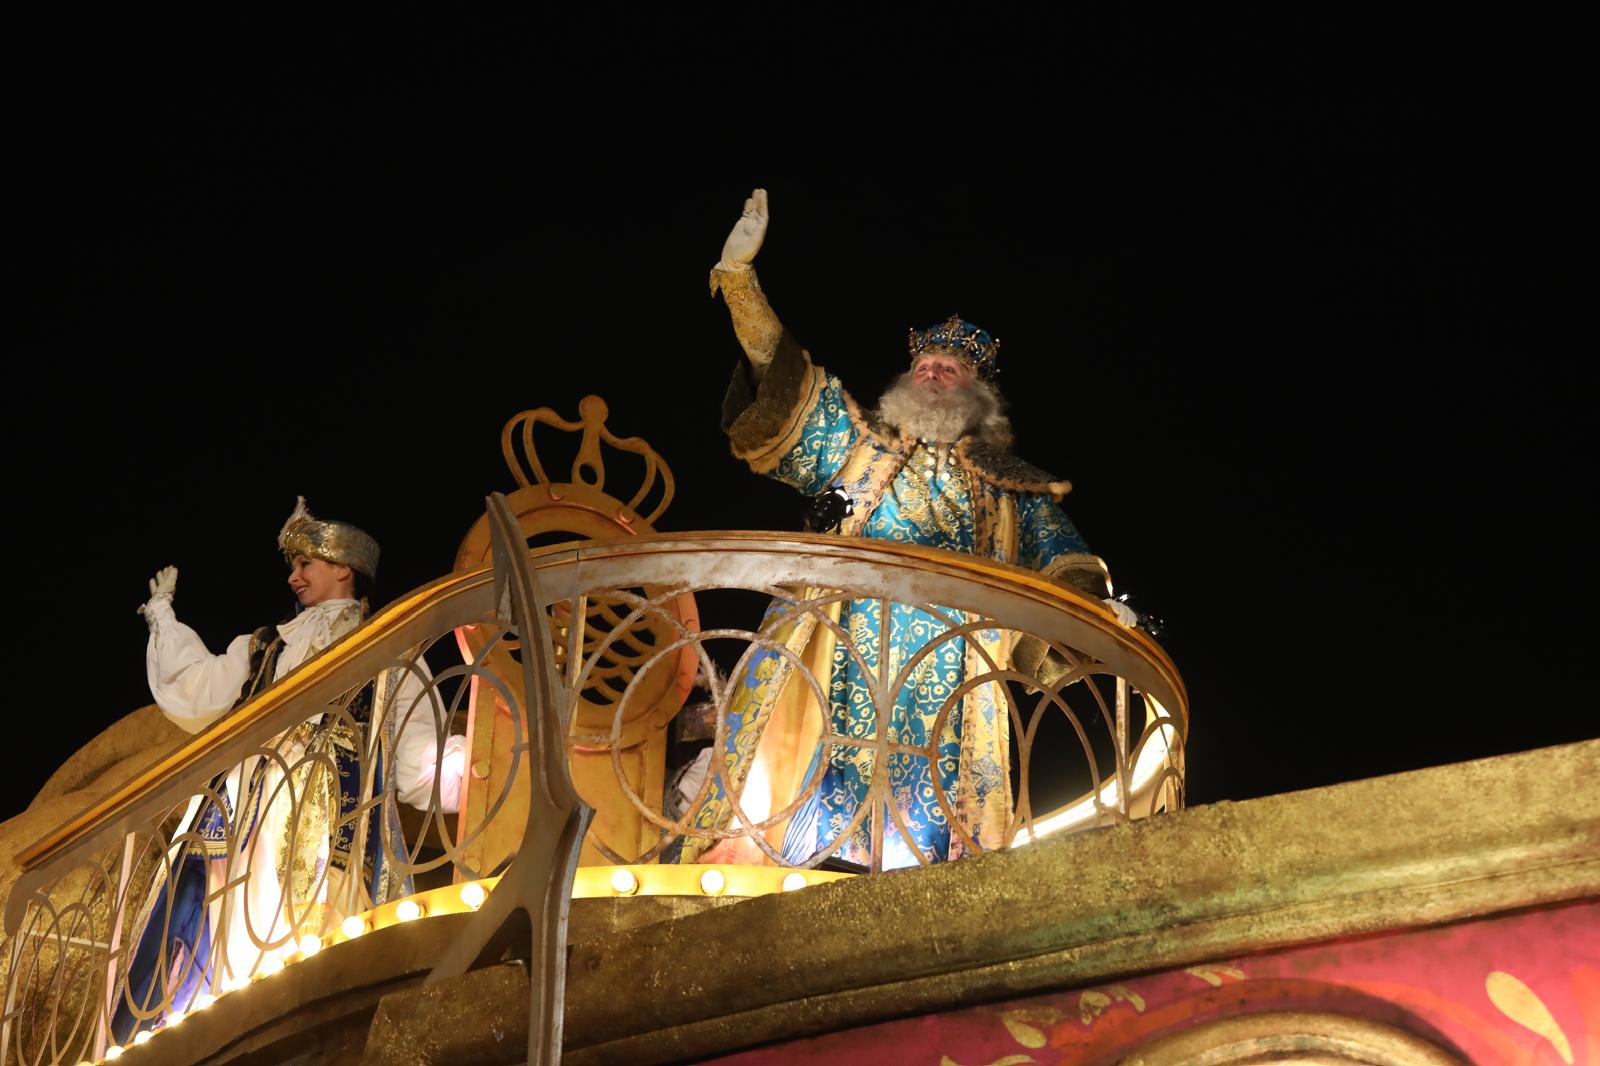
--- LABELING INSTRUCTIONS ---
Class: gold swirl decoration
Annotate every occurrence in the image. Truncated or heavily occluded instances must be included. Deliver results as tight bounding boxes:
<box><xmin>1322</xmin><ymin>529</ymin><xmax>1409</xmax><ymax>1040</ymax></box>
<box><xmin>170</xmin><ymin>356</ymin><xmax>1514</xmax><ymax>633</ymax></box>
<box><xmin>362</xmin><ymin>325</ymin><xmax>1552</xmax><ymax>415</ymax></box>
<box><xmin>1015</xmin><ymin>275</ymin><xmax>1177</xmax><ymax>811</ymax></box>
<box><xmin>454</xmin><ymin>397</ymin><xmax>697</xmax><ymax>871</ymax></box>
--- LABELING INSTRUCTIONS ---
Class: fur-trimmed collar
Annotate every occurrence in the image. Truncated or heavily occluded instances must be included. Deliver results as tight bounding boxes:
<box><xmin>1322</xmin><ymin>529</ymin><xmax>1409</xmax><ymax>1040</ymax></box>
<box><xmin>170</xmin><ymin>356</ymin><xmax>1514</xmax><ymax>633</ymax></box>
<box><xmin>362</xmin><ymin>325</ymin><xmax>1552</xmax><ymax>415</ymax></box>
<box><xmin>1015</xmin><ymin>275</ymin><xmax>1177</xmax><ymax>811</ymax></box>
<box><xmin>955</xmin><ymin>438</ymin><xmax>1073</xmax><ymax>501</ymax></box>
<box><xmin>844</xmin><ymin>393</ymin><xmax>1073</xmax><ymax>501</ymax></box>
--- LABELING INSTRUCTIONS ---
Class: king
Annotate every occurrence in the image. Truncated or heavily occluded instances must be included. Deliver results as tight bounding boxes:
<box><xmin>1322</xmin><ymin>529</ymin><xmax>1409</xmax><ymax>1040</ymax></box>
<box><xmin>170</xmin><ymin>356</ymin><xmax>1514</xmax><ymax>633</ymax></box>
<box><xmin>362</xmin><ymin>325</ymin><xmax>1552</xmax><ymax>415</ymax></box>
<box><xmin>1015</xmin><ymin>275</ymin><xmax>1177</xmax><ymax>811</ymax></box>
<box><xmin>689</xmin><ymin>189</ymin><xmax>1136</xmax><ymax>869</ymax></box>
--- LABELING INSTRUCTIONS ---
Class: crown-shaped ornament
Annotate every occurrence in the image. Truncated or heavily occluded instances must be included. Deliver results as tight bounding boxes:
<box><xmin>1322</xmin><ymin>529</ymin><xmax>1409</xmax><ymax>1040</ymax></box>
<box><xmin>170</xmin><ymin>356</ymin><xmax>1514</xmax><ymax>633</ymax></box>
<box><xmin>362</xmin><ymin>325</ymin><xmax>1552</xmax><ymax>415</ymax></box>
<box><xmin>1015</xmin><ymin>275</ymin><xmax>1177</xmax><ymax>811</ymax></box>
<box><xmin>908</xmin><ymin>314</ymin><xmax>1001</xmax><ymax>381</ymax></box>
<box><xmin>500</xmin><ymin>395</ymin><xmax>674</xmax><ymax>527</ymax></box>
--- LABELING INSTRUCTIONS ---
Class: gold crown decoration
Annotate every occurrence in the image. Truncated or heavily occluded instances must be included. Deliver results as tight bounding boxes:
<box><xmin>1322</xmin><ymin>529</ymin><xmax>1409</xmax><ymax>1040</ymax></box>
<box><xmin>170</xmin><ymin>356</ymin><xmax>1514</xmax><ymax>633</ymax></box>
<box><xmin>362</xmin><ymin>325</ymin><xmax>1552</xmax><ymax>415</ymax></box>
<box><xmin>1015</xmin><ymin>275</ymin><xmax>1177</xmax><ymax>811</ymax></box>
<box><xmin>500</xmin><ymin>395</ymin><xmax>674</xmax><ymax>527</ymax></box>
<box><xmin>277</xmin><ymin>496</ymin><xmax>381</xmax><ymax>579</ymax></box>
<box><xmin>907</xmin><ymin>314</ymin><xmax>1002</xmax><ymax>381</ymax></box>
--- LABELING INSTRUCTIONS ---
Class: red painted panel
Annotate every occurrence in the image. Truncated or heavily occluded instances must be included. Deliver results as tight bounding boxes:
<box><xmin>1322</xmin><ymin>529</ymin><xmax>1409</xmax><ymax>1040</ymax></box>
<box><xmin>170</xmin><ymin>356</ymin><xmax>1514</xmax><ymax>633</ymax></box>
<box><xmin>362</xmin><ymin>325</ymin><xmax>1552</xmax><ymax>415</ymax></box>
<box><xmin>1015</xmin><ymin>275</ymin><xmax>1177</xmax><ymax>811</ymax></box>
<box><xmin>705</xmin><ymin>899</ymin><xmax>1597</xmax><ymax>1066</ymax></box>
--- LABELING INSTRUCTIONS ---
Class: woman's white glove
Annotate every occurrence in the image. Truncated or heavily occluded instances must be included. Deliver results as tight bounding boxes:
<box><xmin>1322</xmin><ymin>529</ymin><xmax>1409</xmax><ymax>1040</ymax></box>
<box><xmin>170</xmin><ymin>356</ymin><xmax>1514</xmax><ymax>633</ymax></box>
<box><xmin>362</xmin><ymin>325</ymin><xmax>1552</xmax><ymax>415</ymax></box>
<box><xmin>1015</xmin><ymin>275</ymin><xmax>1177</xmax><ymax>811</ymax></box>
<box><xmin>1103</xmin><ymin>596</ymin><xmax>1138</xmax><ymax>628</ymax></box>
<box><xmin>716</xmin><ymin>187</ymin><xmax>768</xmax><ymax>272</ymax></box>
<box><xmin>138</xmin><ymin>566</ymin><xmax>179</xmax><ymax>617</ymax></box>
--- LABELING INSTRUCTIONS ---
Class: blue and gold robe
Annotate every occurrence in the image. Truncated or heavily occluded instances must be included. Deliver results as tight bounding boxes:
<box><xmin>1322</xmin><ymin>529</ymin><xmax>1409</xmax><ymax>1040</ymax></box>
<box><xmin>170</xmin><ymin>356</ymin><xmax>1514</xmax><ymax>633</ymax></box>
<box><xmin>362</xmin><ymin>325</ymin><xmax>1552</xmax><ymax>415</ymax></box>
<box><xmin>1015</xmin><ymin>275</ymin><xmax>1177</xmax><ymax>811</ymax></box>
<box><xmin>689</xmin><ymin>303</ymin><xmax>1112</xmax><ymax>869</ymax></box>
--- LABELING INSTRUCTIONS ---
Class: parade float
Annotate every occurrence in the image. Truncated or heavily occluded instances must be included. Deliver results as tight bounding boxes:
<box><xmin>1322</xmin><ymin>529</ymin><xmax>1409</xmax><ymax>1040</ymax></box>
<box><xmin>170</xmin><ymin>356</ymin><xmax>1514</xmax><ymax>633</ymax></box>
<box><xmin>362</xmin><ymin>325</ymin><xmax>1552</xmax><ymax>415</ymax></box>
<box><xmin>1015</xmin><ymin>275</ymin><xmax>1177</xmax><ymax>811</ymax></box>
<box><xmin>0</xmin><ymin>400</ymin><xmax>1593</xmax><ymax>1066</ymax></box>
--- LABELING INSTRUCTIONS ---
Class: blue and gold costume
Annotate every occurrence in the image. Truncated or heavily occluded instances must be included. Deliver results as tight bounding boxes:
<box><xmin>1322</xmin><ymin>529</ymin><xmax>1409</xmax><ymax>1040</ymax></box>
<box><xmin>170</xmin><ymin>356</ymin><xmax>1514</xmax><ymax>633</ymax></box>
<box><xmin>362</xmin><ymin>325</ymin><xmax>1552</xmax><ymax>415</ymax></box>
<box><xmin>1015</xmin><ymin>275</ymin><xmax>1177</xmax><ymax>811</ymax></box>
<box><xmin>690</xmin><ymin>268</ymin><xmax>1113</xmax><ymax>869</ymax></box>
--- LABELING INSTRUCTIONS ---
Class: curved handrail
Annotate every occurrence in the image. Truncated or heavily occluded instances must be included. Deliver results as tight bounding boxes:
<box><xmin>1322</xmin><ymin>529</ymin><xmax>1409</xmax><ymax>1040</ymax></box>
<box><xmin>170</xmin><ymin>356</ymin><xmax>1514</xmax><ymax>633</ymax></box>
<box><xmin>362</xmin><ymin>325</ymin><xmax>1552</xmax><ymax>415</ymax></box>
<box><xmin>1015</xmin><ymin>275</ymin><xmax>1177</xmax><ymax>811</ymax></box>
<box><xmin>2</xmin><ymin>527</ymin><xmax>1188</xmax><ymax>1065</ymax></box>
<box><xmin>9</xmin><ymin>566</ymin><xmax>499</xmax><ymax>881</ymax></box>
<box><xmin>11</xmin><ymin>530</ymin><xmax>1186</xmax><ymax>907</ymax></box>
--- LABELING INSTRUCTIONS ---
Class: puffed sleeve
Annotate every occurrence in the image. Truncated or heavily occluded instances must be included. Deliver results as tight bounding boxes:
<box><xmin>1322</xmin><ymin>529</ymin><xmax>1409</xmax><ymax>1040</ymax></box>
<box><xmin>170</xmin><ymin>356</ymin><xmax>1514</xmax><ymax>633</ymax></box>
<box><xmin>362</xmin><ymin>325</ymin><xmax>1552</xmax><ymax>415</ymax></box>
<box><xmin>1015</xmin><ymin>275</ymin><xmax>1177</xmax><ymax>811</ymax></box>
<box><xmin>144</xmin><ymin>598</ymin><xmax>253</xmax><ymax>734</ymax></box>
<box><xmin>385</xmin><ymin>660</ymin><xmax>467</xmax><ymax>813</ymax></box>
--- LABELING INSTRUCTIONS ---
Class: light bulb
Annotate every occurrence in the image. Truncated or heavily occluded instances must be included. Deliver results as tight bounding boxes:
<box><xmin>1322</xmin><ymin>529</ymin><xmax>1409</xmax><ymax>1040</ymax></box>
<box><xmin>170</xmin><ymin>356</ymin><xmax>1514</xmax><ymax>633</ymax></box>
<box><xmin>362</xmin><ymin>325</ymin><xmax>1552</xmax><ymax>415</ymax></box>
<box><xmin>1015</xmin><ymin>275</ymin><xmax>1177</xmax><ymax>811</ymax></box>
<box><xmin>699</xmin><ymin>869</ymin><xmax>726</xmax><ymax>895</ymax></box>
<box><xmin>460</xmin><ymin>882</ymin><xmax>487</xmax><ymax>909</ymax></box>
<box><xmin>610</xmin><ymin>868</ymin><xmax>639</xmax><ymax>895</ymax></box>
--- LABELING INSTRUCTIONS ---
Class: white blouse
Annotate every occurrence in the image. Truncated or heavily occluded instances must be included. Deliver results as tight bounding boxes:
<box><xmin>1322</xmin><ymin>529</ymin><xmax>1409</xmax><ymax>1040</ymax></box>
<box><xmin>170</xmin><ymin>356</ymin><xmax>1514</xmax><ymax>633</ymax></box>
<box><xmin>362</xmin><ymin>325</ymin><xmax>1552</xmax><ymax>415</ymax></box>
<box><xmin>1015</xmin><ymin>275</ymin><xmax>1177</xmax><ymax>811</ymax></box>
<box><xmin>145</xmin><ymin>596</ymin><xmax>465</xmax><ymax>812</ymax></box>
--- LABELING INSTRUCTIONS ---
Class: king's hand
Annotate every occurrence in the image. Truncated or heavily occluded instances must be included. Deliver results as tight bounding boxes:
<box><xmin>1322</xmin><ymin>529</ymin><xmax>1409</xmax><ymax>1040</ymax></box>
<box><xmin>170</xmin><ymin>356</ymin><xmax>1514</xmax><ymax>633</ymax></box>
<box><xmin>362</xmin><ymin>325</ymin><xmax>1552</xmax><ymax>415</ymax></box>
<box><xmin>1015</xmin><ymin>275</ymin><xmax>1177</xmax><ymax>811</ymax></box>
<box><xmin>718</xmin><ymin>188</ymin><xmax>768</xmax><ymax>271</ymax></box>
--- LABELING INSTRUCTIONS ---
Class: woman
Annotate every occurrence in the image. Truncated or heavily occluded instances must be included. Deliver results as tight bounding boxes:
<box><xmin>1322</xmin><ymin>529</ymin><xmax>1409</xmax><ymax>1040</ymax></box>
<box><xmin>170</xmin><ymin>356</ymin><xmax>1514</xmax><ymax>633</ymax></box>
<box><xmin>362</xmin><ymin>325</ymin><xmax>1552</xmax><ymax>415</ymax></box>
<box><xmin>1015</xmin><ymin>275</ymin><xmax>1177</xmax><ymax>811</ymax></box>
<box><xmin>113</xmin><ymin>498</ymin><xmax>465</xmax><ymax>1041</ymax></box>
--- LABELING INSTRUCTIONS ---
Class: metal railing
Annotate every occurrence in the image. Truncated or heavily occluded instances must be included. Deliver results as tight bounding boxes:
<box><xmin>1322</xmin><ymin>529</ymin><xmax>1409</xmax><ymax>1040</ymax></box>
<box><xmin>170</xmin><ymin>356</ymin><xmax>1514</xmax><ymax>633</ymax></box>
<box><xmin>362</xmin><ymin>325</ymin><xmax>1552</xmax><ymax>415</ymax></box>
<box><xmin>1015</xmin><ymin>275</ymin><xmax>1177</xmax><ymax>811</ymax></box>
<box><xmin>0</xmin><ymin>503</ymin><xmax>1185</xmax><ymax>1065</ymax></box>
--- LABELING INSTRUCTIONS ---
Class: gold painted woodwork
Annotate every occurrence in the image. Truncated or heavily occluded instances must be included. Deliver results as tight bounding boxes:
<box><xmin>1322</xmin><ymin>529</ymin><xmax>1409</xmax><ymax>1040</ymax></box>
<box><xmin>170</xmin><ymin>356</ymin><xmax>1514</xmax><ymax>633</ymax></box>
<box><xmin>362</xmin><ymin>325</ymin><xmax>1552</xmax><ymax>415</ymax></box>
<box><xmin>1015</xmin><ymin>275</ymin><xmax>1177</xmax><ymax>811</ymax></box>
<box><xmin>116</xmin><ymin>742</ymin><xmax>1585</xmax><ymax>1065</ymax></box>
<box><xmin>452</xmin><ymin>396</ymin><xmax>696</xmax><ymax>872</ymax></box>
<box><xmin>557</xmin><ymin>739</ymin><xmax>1599</xmax><ymax>1064</ymax></box>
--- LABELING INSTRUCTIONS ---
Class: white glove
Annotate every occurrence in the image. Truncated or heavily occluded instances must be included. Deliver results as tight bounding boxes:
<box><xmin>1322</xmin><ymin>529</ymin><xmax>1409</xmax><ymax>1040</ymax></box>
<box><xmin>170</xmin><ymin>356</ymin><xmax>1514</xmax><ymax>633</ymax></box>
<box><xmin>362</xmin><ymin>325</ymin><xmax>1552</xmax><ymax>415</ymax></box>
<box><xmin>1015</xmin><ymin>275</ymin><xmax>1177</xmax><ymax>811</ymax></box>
<box><xmin>1103</xmin><ymin>596</ymin><xmax>1138</xmax><ymax>628</ymax></box>
<box><xmin>138</xmin><ymin>565</ymin><xmax>179</xmax><ymax>616</ymax></box>
<box><xmin>716</xmin><ymin>188</ymin><xmax>768</xmax><ymax>272</ymax></box>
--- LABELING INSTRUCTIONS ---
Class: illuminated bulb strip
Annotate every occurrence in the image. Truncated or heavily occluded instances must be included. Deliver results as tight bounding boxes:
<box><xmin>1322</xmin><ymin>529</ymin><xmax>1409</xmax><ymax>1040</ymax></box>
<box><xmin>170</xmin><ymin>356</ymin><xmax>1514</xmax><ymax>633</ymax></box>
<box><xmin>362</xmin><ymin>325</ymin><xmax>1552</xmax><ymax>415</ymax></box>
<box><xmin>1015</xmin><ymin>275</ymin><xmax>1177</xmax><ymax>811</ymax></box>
<box><xmin>1015</xmin><ymin>710</ymin><xmax>1180</xmax><ymax>845</ymax></box>
<box><xmin>570</xmin><ymin>865</ymin><xmax>851</xmax><ymax>899</ymax></box>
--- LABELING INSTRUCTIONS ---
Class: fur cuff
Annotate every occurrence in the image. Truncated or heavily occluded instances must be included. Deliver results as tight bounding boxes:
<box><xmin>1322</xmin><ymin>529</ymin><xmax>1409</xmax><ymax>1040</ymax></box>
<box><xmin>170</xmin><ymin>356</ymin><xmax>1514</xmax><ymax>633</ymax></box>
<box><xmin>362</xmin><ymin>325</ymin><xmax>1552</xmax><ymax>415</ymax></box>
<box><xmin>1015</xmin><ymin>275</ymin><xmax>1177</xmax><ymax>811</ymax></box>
<box><xmin>723</xmin><ymin>333</ymin><xmax>824</xmax><ymax>473</ymax></box>
<box><xmin>1040</xmin><ymin>552</ymin><xmax>1112</xmax><ymax>599</ymax></box>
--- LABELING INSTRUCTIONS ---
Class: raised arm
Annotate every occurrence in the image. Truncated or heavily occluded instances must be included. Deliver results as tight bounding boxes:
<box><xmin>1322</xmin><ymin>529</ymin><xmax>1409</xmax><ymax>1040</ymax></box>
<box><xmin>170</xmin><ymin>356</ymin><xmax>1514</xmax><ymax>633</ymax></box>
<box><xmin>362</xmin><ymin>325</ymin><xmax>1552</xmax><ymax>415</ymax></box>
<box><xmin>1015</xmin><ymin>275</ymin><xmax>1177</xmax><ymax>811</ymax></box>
<box><xmin>140</xmin><ymin>566</ymin><xmax>254</xmax><ymax>733</ymax></box>
<box><xmin>709</xmin><ymin>188</ymin><xmax>785</xmax><ymax>375</ymax></box>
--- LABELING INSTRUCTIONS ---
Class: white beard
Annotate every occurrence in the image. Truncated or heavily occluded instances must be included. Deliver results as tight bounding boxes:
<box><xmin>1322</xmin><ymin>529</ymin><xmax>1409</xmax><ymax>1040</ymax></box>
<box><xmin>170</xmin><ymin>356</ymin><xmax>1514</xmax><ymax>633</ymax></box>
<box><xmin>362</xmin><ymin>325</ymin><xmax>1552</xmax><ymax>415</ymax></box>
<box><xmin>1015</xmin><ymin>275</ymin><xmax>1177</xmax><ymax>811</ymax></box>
<box><xmin>875</xmin><ymin>372</ymin><xmax>1013</xmax><ymax>448</ymax></box>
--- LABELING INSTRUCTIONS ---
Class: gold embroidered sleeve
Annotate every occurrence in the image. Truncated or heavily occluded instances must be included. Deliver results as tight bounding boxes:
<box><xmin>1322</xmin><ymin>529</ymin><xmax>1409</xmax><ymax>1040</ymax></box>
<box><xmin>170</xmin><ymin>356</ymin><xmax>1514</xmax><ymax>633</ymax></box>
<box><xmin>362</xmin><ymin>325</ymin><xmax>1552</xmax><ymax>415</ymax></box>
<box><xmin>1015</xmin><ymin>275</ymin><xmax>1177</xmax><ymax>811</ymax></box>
<box><xmin>709</xmin><ymin>265</ymin><xmax>784</xmax><ymax>372</ymax></box>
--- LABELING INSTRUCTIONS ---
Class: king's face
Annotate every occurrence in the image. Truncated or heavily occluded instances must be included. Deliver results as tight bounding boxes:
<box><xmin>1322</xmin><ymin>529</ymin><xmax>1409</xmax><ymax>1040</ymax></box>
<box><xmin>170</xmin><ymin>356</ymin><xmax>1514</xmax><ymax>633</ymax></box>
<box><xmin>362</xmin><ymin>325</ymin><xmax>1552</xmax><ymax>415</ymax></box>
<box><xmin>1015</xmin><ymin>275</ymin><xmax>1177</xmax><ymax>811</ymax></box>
<box><xmin>911</xmin><ymin>352</ymin><xmax>973</xmax><ymax>393</ymax></box>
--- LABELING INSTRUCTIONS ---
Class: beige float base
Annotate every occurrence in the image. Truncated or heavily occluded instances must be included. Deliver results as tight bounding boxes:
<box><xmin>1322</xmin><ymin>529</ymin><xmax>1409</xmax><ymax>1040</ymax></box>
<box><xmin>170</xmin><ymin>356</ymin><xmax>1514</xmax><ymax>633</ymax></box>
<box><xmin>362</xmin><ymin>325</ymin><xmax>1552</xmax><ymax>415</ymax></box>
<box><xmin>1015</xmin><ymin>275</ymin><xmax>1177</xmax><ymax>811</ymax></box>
<box><xmin>108</xmin><ymin>739</ymin><xmax>1599</xmax><ymax>1066</ymax></box>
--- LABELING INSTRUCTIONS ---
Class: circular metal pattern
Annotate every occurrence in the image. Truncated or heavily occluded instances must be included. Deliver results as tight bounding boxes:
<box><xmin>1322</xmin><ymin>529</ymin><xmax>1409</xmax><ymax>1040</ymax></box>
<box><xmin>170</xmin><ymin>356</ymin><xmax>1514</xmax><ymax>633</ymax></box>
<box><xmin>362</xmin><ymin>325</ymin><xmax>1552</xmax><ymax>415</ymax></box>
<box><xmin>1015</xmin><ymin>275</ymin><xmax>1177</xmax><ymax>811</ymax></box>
<box><xmin>1</xmin><ymin>534</ymin><xmax>1184</xmax><ymax>1063</ymax></box>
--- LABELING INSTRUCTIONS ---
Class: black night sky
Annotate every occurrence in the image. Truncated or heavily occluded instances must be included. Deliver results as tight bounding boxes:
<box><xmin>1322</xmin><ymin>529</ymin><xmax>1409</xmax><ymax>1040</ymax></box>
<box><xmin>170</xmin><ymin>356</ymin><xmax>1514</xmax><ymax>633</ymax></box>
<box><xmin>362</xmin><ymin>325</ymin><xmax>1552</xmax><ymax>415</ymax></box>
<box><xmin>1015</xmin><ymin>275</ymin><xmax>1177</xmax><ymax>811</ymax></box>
<box><xmin>7</xmin><ymin>12</ymin><xmax>1591</xmax><ymax>820</ymax></box>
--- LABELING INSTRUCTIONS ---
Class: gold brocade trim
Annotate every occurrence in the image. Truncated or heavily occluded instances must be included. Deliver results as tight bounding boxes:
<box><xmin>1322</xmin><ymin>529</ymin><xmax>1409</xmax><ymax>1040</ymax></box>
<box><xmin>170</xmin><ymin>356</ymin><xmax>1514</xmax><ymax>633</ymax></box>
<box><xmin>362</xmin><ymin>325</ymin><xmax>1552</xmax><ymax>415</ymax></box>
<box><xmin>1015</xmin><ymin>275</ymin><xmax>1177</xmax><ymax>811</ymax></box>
<box><xmin>829</xmin><ymin>393</ymin><xmax>914</xmax><ymax>540</ymax></box>
<box><xmin>679</xmin><ymin>597</ymin><xmax>830</xmax><ymax>863</ymax></box>
<box><xmin>969</xmin><ymin>483</ymin><xmax>1017</xmax><ymax>563</ymax></box>
<box><xmin>951</xmin><ymin>626</ymin><xmax>1014</xmax><ymax>858</ymax></box>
